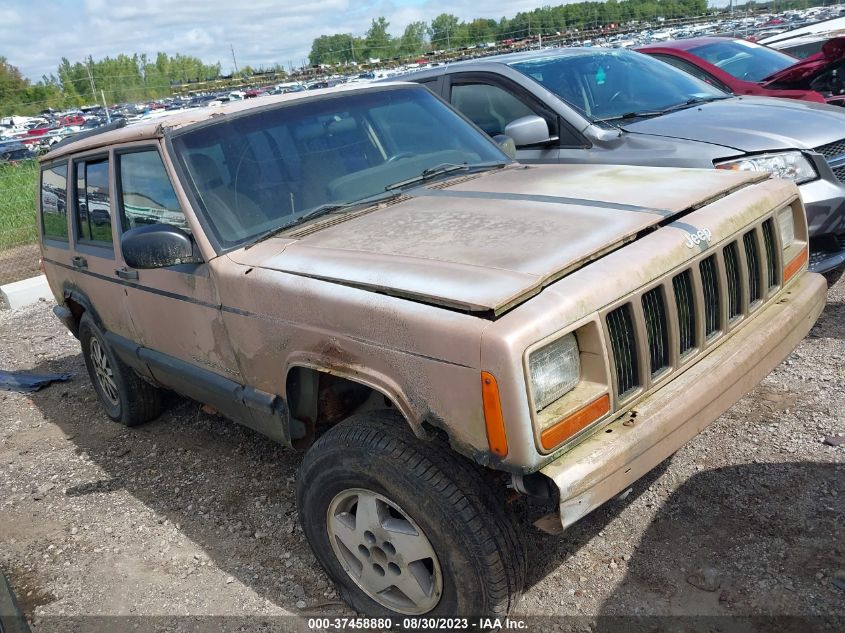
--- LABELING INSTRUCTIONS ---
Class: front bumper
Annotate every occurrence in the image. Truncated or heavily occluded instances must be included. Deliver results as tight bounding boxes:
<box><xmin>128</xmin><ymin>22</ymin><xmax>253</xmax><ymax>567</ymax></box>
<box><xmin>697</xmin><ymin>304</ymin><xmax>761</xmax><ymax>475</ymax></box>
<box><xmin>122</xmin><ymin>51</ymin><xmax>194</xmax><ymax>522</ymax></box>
<box><xmin>540</xmin><ymin>271</ymin><xmax>827</xmax><ymax>530</ymax></box>
<box><xmin>800</xmin><ymin>174</ymin><xmax>845</xmax><ymax>273</ymax></box>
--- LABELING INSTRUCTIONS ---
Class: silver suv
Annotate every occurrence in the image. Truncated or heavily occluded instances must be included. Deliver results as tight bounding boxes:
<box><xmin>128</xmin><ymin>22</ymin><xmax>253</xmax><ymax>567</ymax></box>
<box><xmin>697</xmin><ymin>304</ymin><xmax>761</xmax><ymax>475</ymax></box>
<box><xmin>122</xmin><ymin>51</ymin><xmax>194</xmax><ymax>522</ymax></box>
<box><xmin>398</xmin><ymin>47</ymin><xmax>845</xmax><ymax>273</ymax></box>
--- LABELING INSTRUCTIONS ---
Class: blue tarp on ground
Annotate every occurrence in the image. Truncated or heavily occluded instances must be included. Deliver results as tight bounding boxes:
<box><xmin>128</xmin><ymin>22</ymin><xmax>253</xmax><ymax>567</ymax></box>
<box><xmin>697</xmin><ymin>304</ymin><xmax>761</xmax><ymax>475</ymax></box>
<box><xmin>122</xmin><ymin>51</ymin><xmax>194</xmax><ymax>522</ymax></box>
<box><xmin>0</xmin><ymin>370</ymin><xmax>70</xmax><ymax>392</ymax></box>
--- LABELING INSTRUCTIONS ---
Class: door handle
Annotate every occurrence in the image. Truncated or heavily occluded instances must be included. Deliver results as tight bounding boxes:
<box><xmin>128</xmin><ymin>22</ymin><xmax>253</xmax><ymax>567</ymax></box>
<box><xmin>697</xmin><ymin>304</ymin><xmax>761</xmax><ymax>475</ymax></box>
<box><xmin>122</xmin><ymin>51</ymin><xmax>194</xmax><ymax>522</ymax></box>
<box><xmin>71</xmin><ymin>256</ymin><xmax>88</xmax><ymax>270</ymax></box>
<box><xmin>115</xmin><ymin>267</ymin><xmax>139</xmax><ymax>281</ymax></box>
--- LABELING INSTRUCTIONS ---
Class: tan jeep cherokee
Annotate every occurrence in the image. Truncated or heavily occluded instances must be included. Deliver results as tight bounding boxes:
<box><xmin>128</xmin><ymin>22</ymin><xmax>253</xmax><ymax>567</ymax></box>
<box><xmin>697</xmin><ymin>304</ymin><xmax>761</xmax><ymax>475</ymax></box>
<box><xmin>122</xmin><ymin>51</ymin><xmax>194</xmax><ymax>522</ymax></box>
<box><xmin>38</xmin><ymin>83</ymin><xmax>825</xmax><ymax>620</ymax></box>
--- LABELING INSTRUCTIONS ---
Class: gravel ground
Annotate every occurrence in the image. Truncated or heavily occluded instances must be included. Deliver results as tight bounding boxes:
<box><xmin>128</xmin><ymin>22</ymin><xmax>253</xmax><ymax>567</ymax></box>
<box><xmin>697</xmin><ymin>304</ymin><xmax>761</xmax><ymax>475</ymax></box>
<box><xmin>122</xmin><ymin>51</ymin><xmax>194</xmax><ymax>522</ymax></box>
<box><xmin>0</xmin><ymin>275</ymin><xmax>843</xmax><ymax>632</ymax></box>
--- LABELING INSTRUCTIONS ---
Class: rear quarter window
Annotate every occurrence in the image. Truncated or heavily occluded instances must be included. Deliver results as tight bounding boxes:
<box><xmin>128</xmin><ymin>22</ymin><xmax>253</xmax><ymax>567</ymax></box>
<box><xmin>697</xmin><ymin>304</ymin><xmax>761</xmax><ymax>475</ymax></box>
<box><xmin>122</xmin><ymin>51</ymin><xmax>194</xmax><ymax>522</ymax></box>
<box><xmin>75</xmin><ymin>158</ymin><xmax>113</xmax><ymax>245</ymax></box>
<box><xmin>40</xmin><ymin>163</ymin><xmax>69</xmax><ymax>241</ymax></box>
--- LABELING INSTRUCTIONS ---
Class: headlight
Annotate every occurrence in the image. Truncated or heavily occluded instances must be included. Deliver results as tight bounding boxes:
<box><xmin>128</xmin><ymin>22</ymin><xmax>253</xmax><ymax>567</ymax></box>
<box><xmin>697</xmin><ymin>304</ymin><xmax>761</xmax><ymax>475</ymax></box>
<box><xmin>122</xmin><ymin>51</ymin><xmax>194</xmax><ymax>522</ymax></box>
<box><xmin>528</xmin><ymin>333</ymin><xmax>580</xmax><ymax>412</ymax></box>
<box><xmin>777</xmin><ymin>206</ymin><xmax>795</xmax><ymax>249</ymax></box>
<box><xmin>715</xmin><ymin>151</ymin><xmax>817</xmax><ymax>184</ymax></box>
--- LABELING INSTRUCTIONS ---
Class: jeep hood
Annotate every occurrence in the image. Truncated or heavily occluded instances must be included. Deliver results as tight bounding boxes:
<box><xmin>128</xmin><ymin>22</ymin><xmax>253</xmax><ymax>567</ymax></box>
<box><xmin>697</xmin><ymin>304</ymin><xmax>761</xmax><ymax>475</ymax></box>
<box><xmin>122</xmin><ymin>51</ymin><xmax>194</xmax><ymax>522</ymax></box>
<box><xmin>621</xmin><ymin>96</ymin><xmax>844</xmax><ymax>152</ymax></box>
<box><xmin>233</xmin><ymin>164</ymin><xmax>764</xmax><ymax>316</ymax></box>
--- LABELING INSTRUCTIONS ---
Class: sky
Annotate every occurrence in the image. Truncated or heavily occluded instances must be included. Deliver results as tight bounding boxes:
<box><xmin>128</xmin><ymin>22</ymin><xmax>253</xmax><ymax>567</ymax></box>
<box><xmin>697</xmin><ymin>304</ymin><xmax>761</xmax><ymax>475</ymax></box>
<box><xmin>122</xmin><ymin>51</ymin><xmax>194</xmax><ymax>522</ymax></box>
<box><xmin>0</xmin><ymin>0</ymin><xmax>583</xmax><ymax>81</ymax></box>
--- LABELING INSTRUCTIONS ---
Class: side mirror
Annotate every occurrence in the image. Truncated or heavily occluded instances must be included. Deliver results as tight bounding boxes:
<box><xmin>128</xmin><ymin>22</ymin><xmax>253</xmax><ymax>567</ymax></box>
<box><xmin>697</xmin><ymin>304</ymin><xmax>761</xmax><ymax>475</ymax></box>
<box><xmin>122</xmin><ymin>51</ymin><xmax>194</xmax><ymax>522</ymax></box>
<box><xmin>504</xmin><ymin>115</ymin><xmax>556</xmax><ymax>148</ymax></box>
<box><xmin>121</xmin><ymin>224</ymin><xmax>201</xmax><ymax>269</ymax></box>
<box><xmin>492</xmin><ymin>134</ymin><xmax>517</xmax><ymax>160</ymax></box>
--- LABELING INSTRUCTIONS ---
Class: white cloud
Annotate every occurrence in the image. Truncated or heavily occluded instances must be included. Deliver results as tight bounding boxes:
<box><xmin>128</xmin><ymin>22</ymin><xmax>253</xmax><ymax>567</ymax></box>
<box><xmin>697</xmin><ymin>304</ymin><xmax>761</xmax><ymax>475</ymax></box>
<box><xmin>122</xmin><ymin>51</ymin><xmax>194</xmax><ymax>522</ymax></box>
<box><xmin>2</xmin><ymin>0</ymin><xmax>731</xmax><ymax>80</ymax></box>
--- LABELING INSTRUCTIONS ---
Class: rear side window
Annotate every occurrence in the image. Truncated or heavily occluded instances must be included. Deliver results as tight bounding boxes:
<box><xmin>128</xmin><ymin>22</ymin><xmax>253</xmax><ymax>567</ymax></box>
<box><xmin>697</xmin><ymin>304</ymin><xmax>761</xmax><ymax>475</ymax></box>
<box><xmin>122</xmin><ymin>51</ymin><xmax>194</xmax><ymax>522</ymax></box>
<box><xmin>75</xmin><ymin>158</ymin><xmax>113</xmax><ymax>244</ymax></box>
<box><xmin>40</xmin><ymin>163</ymin><xmax>68</xmax><ymax>241</ymax></box>
<box><xmin>118</xmin><ymin>150</ymin><xmax>190</xmax><ymax>233</ymax></box>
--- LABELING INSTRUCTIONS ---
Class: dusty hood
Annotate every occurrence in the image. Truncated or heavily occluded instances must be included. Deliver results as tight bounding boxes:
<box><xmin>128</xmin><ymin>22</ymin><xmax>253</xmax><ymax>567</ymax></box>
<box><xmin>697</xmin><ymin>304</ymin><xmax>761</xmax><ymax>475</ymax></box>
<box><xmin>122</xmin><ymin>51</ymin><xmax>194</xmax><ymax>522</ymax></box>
<box><xmin>234</xmin><ymin>164</ymin><xmax>765</xmax><ymax>316</ymax></box>
<box><xmin>622</xmin><ymin>95</ymin><xmax>845</xmax><ymax>152</ymax></box>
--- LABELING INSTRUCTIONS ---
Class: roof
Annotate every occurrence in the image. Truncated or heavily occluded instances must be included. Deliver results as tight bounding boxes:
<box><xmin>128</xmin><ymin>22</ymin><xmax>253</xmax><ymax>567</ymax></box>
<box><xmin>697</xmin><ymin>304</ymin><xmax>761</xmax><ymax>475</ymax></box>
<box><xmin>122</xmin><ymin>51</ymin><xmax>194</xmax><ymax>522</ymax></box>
<box><xmin>41</xmin><ymin>82</ymin><xmax>413</xmax><ymax>161</ymax></box>
<box><xmin>395</xmin><ymin>47</ymin><xmax>641</xmax><ymax>81</ymax></box>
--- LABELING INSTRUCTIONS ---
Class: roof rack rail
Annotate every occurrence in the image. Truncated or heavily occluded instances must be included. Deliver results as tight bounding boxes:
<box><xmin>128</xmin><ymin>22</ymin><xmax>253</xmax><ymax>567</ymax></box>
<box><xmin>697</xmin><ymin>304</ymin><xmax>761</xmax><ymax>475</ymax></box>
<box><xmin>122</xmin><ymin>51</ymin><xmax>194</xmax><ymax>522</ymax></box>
<box><xmin>49</xmin><ymin>119</ymin><xmax>127</xmax><ymax>152</ymax></box>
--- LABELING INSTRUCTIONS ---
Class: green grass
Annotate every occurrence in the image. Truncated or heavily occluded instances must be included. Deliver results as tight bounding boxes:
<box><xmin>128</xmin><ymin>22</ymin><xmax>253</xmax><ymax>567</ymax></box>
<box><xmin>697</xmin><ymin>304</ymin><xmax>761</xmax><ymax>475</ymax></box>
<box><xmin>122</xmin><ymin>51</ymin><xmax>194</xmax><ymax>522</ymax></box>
<box><xmin>0</xmin><ymin>159</ymin><xmax>39</xmax><ymax>250</ymax></box>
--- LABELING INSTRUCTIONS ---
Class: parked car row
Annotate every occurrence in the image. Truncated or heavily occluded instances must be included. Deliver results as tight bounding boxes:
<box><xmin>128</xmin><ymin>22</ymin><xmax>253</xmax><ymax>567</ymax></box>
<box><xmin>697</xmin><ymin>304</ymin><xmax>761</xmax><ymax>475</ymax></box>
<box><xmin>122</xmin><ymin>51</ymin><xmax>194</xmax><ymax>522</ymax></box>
<box><xmin>37</xmin><ymin>80</ymin><xmax>827</xmax><ymax>625</ymax></box>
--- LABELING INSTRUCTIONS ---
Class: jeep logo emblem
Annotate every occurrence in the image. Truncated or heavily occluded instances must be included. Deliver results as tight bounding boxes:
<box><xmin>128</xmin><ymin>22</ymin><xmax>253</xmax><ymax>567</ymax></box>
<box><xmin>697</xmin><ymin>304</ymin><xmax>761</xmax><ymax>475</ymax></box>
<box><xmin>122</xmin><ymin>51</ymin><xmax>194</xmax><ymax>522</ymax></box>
<box><xmin>685</xmin><ymin>228</ymin><xmax>712</xmax><ymax>249</ymax></box>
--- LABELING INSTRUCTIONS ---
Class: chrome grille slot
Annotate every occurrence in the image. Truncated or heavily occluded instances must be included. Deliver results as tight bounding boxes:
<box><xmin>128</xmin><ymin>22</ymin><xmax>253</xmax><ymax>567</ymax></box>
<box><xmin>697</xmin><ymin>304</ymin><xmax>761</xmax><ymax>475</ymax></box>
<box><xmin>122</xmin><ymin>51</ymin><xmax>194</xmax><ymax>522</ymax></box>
<box><xmin>723</xmin><ymin>242</ymin><xmax>742</xmax><ymax>320</ymax></box>
<box><xmin>607</xmin><ymin>304</ymin><xmax>640</xmax><ymax>397</ymax></box>
<box><xmin>762</xmin><ymin>219</ymin><xmax>779</xmax><ymax>288</ymax></box>
<box><xmin>642</xmin><ymin>287</ymin><xmax>669</xmax><ymax>377</ymax></box>
<box><xmin>673</xmin><ymin>270</ymin><xmax>696</xmax><ymax>356</ymax></box>
<box><xmin>743</xmin><ymin>230</ymin><xmax>762</xmax><ymax>304</ymax></box>
<box><xmin>699</xmin><ymin>255</ymin><xmax>721</xmax><ymax>337</ymax></box>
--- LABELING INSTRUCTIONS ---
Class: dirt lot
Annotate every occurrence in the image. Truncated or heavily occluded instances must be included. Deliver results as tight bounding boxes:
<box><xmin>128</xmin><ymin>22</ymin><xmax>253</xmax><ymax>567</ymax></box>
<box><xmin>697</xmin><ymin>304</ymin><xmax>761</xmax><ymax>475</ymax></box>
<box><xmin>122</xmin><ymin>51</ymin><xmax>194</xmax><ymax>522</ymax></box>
<box><xmin>1</xmin><ymin>276</ymin><xmax>843</xmax><ymax>632</ymax></box>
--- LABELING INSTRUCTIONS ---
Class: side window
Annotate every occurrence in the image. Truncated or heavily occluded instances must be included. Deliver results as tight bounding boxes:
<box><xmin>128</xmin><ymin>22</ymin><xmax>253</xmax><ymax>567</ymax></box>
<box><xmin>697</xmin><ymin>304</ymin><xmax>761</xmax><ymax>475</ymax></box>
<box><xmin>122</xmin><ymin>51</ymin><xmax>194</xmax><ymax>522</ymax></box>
<box><xmin>649</xmin><ymin>54</ymin><xmax>731</xmax><ymax>92</ymax></box>
<box><xmin>118</xmin><ymin>150</ymin><xmax>190</xmax><ymax>233</ymax></box>
<box><xmin>40</xmin><ymin>163</ymin><xmax>68</xmax><ymax>241</ymax></box>
<box><xmin>450</xmin><ymin>82</ymin><xmax>537</xmax><ymax>136</ymax></box>
<box><xmin>75</xmin><ymin>158</ymin><xmax>113</xmax><ymax>244</ymax></box>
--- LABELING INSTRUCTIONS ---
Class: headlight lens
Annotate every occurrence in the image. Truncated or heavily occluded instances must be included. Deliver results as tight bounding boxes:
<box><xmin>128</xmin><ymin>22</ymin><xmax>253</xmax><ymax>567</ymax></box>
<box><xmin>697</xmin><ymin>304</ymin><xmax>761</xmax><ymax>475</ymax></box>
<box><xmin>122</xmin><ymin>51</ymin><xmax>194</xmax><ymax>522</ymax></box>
<box><xmin>528</xmin><ymin>333</ymin><xmax>580</xmax><ymax>412</ymax></box>
<box><xmin>777</xmin><ymin>206</ymin><xmax>795</xmax><ymax>249</ymax></box>
<box><xmin>715</xmin><ymin>151</ymin><xmax>817</xmax><ymax>184</ymax></box>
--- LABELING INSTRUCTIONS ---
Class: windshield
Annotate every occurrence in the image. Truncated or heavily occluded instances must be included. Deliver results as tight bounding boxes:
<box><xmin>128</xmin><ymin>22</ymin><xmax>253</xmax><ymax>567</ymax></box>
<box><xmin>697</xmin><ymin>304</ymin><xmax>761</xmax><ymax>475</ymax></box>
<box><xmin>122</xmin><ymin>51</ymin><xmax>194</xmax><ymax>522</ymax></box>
<box><xmin>688</xmin><ymin>39</ymin><xmax>796</xmax><ymax>82</ymax></box>
<box><xmin>510</xmin><ymin>49</ymin><xmax>726</xmax><ymax>121</ymax></box>
<box><xmin>172</xmin><ymin>86</ymin><xmax>507</xmax><ymax>249</ymax></box>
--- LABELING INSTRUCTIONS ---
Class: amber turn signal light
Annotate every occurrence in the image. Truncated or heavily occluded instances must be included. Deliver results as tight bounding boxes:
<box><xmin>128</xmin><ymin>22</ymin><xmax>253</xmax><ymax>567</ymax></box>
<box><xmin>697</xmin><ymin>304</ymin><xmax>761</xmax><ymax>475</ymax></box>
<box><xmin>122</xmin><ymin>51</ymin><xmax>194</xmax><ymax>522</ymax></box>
<box><xmin>784</xmin><ymin>247</ymin><xmax>808</xmax><ymax>283</ymax></box>
<box><xmin>540</xmin><ymin>393</ymin><xmax>611</xmax><ymax>451</ymax></box>
<box><xmin>481</xmin><ymin>371</ymin><xmax>508</xmax><ymax>457</ymax></box>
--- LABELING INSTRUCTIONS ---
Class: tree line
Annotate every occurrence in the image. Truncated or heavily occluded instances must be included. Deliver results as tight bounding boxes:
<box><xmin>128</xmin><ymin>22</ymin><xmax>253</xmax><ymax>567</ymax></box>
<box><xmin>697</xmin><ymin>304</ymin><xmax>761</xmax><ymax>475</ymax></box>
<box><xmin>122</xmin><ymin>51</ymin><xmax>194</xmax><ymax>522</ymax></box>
<box><xmin>1</xmin><ymin>53</ymin><xmax>220</xmax><ymax>117</ymax></box>
<box><xmin>307</xmin><ymin>0</ymin><xmax>830</xmax><ymax>65</ymax></box>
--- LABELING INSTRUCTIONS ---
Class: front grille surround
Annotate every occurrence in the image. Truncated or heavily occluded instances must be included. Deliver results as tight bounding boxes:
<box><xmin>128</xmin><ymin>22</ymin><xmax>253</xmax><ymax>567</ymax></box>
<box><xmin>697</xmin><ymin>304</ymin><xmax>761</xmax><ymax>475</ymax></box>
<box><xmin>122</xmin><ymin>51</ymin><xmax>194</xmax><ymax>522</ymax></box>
<box><xmin>600</xmin><ymin>213</ymin><xmax>786</xmax><ymax>405</ymax></box>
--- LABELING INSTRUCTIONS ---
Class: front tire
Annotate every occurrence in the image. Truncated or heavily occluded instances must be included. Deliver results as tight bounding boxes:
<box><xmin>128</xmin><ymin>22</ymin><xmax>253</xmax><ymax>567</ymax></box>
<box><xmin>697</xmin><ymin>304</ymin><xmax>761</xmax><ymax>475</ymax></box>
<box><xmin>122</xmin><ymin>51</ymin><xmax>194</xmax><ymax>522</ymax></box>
<box><xmin>79</xmin><ymin>313</ymin><xmax>162</xmax><ymax>426</ymax></box>
<box><xmin>297</xmin><ymin>411</ymin><xmax>525</xmax><ymax>620</ymax></box>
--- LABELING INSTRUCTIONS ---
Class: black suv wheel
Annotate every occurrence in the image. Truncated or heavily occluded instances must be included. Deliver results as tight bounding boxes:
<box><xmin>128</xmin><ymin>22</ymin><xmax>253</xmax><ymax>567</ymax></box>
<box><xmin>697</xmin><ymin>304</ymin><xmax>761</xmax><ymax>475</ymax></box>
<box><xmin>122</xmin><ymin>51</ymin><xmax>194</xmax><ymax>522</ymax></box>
<box><xmin>297</xmin><ymin>411</ymin><xmax>525</xmax><ymax>621</ymax></box>
<box><xmin>79</xmin><ymin>313</ymin><xmax>162</xmax><ymax>426</ymax></box>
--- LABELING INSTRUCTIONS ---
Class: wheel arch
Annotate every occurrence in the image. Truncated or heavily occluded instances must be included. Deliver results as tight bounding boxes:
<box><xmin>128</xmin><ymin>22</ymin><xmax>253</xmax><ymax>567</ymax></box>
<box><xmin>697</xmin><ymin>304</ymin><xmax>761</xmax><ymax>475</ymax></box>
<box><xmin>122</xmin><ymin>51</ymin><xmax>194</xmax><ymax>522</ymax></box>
<box><xmin>284</xmin><ymin>356</ymin><xmax>424</xmax><ymax>449</ymax></box>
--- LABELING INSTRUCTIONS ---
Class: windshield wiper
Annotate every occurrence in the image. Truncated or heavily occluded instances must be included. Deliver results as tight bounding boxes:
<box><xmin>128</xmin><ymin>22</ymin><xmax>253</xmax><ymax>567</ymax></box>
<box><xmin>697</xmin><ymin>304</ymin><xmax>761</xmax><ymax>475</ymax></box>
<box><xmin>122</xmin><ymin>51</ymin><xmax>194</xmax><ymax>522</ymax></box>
<box><xmin>246</xmin><ymin>191</ymin><xmax>400</xmax><ymax>248</ymax></box>
<box><xmin>385</xmin><ymin>160</ymin><xmax>508</xmax><ymax>191</ymax></box>
<box><xmin>599</xmin><ymin>95</ymin><xmax>731</xmax><ymax>122</ymax></box>
<box><xmin>657</xmin><ymin>95</ymin><xmax>730</xmax><ymax>114</ymax></box>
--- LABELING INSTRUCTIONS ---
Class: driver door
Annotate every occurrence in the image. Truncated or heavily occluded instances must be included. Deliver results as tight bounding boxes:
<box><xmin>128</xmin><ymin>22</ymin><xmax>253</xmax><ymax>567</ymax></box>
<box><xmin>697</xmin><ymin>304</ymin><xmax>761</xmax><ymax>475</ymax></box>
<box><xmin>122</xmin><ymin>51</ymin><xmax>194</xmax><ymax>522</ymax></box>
<box><xmin>113</xmin><ymin>143</ymin><xmax>241</xmax><ymax>381</ymax></box>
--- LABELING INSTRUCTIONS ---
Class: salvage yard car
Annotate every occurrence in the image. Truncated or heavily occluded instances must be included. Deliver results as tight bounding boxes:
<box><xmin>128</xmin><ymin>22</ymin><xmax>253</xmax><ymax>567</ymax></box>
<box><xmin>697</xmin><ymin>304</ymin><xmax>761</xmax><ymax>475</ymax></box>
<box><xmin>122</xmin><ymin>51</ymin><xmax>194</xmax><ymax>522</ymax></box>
<box><xmin>638</xmin><ymin>36</ymin><xmax>845</xmax><ymax>107</ymax></box>
<box><xmin>397</xmin><ymin>47</ymin><xmax>845</xmax><ymax>273</ymax></box>
<box><xmin>37</xmin><ymin>83</ymin><xmax>826</xmax><ymax>620</ymax></box>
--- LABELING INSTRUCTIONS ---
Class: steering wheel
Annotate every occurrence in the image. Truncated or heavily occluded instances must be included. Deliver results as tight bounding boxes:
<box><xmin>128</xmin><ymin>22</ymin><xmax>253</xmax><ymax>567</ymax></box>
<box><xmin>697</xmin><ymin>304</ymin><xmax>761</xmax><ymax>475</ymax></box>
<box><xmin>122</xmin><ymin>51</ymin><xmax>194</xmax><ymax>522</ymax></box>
<box><xmin>386</xmin><ymin>152</ymin><xmax>414</xmax><ymax>163</ymax></box>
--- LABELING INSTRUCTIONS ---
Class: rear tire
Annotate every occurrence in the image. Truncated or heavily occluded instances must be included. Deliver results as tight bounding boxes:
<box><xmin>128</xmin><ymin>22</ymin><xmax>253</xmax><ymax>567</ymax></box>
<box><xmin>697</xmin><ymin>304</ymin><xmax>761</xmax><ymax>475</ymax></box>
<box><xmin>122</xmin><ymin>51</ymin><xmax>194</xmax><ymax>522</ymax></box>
<box><xmin>79</xmin><ymin>313</ymin><xmax>162</xmax><ymax>426</ymax></box>
<box><xmin>297</xmin><ymin>411</ymin><xmax>525</xmax><ymax>622</ymax></box>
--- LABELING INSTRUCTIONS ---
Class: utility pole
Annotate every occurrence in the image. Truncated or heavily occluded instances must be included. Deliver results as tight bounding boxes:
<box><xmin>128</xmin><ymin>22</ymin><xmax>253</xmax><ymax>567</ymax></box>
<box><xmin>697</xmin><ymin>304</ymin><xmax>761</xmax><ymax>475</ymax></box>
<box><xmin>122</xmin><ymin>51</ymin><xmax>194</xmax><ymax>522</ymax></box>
<box><xmin>86</xmin><ymin>57</ymin><xmax>97</xmax><ymax>103</ymax></box>
<box><xmin>230</xmin><ymin>44</ymin><xmax>239</xmax><ymax>76</ymax></box>
<box><xmin>350</xmin><ymin>34</ymin><xmax>355</xmax><ymax>63</ymax></box>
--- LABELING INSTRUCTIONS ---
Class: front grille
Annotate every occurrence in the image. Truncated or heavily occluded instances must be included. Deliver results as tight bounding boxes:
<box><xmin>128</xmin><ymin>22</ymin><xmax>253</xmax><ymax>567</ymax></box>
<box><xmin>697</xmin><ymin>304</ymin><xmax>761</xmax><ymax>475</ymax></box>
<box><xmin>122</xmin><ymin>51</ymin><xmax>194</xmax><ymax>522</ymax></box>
<box><xmin>606</xmin><ymin>304</ymin><xmax>640</xmax><ymax>397</ymax></box>
<box><xmin>834</xmin><ymin>166</ymin><xmax>845</xmax><ymax>183</ymax></box>
<box><xmin>762</xmin><ymin>220</ymin><xmax>779</xmax><ymax>288</ymax></box>
<box><xmin>700</xmin><ymin>255</ymin><xmax>721</xmax><ymax>336</ymax></box>
<box><xmin>815</xmin><ymin>139</ymin><xmax>845</xmax><ymax>160</ymax></box>
<box><xmin>642</xmin><ymin>287</ymin><xmax>669</xmax><ymax>377</ymax></box>
<box><xmin>604</xmin><ymin>216</ymin><xmax>782</xmax><ymax>400</ymax></box>
<box><xmin>724</xmin><ymin>243</ymin><xmax>742</xmax><ymax>320</ymax></box>
<box><xmin>673</xmin><ymin>270</ymin><xmax>696</xmax><ymax>355</ymax></box>
<box><xmin>743</xmin><ymin>231</ymin><xmax>761</xmax><ymax>304</ymax></box>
